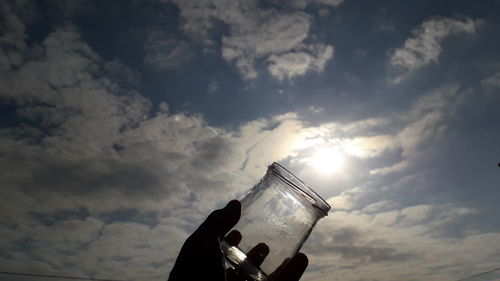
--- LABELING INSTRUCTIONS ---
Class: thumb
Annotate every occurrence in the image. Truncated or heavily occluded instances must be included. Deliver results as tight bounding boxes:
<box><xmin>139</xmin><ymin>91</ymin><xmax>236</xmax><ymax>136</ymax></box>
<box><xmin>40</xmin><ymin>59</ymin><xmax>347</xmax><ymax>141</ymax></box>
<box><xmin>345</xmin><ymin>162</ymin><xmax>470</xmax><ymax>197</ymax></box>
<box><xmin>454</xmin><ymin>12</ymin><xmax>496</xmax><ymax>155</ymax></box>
<box><xmin>196</xmin><ymin>200</ymin><xmax>241</xmax><ymax>239</ymax></box>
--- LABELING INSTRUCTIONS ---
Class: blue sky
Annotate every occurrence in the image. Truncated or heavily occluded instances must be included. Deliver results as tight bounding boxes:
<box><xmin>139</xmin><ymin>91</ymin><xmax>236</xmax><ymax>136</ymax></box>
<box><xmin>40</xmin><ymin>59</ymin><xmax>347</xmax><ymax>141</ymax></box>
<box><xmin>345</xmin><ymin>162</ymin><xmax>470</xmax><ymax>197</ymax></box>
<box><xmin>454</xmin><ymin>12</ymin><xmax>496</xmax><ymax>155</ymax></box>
<box><xmin>1</xmin><ymin>1</ymin><xmax>500</xmax><ymax>281</ymax></box>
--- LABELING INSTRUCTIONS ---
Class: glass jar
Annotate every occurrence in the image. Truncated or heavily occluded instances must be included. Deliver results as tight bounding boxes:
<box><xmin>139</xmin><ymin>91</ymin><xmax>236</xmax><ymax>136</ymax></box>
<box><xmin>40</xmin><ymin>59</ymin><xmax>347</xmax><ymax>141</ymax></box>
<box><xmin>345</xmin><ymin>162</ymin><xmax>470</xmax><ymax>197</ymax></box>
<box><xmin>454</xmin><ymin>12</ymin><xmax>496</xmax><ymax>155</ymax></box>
<box><xmin>222</xmin><ymin>162</ymin><xmax>331</xmax><ymax>281</ymax></box>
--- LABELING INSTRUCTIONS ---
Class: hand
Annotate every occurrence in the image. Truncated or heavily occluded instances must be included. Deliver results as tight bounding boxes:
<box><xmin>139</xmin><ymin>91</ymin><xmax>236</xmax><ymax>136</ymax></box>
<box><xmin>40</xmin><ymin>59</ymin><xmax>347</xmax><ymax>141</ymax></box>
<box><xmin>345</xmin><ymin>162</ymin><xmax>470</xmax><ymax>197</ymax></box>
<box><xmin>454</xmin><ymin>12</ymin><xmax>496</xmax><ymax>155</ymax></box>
<box><xmin>168</xmin><ymin>200</ymin><xmax>309</xmax><ymax>281</ymax></box>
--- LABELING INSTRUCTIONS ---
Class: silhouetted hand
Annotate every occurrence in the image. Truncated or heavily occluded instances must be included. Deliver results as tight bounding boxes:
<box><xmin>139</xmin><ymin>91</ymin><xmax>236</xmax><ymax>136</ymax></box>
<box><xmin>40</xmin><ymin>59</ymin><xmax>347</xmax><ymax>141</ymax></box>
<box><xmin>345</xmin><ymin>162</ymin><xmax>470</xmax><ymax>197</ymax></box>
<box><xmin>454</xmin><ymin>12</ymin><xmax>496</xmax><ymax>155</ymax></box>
<box><xmin>168</xmin><ymin>200</ymin><xmax>309</xmax><ymax>281</ymax></box>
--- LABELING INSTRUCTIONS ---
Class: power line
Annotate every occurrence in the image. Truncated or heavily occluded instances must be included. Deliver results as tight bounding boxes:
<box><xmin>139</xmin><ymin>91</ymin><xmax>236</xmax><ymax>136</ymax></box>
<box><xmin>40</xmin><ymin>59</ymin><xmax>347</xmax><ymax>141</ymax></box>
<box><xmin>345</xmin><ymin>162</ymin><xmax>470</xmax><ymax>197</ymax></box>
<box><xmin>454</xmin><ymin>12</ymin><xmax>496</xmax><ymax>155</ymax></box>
<box><xmin>0</xmin><ymin>271</ymin><xmax>130</xmax><ymax>281</ymax></box>
<box><xmin>455</xmin><ymin>266</ymin><xmax>500</xmax><ymax>281</ymax></box>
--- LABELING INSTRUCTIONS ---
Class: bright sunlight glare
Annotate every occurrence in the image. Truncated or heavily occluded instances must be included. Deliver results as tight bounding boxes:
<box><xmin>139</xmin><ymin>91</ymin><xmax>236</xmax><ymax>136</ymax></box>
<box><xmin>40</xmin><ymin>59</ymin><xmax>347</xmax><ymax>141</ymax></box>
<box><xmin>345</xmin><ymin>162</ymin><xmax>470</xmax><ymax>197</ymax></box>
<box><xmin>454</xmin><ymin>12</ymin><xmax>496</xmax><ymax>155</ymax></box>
<box><xmin>310</xmin><ymin>147</ymin><xmax>344</xmax><ymax>174</ymax></box>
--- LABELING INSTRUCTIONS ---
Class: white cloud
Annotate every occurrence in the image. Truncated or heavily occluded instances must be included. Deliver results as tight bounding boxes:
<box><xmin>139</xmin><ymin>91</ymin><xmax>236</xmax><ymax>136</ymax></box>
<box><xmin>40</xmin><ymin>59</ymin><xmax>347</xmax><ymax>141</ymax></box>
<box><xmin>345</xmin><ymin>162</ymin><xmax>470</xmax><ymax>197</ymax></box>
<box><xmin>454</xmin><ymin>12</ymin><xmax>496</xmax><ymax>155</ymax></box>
<box><xmin>369</xmin><ymin>83</ymin><xmax>463</xmax><ymax>175</ymax></box>
<box><xmin>390</xmin><ymin>17</ymin><xmax>483</xmax><ymax>83</ymax></box>
<box><xmin>400</xmin><ymin>205</ymin><xmax>433</xmax><ymax>224</ymax></box>
<box><xmin>398</xmin><ymin>83</ymin><xmax>461</xmax><ymax>158</ymax></box>
<box><xmin>481</xmin><ymin>72</ymin><xmax>500</xmax><ymax>89</ymax></box>
<box><xmin>399</xmin><ymin>111</ymin><xmax>445</xmax><ymax>156</ymax></box>
<box><xmin>267</xmin><ymin>44</ymin><xmax>334</xmax><ymax>81</ymax></box>
<box><xmin>0</xmin><ymin>21</ymin><xmax>360</xmax><ymax>278</ymax></box>
<box><xmin>369</xmin><ymin>160</ymin><xmax>410</xmax><ymax>175</ymax></box>
<box><xmin>220</xmin><ymin>10</ymin><xmax>312</xmax><ymax>79</ymax></box>
<box><xmin>0</xmin><ymin>24</ymin><xmax>319</xmax><ymax>279</ymax></box>
<box><xmin>172</xmin><ymin>0</ymin><xmax>336</xmax><ymax>80</ymax></box>
<box><xmin>221</xmin><ymin>12</ymin><xmax>311</xmax><ymax>58</ymax></box>
<box><xmin>343</xmin><ymin>134</ymin><xmax>397</xmax><ymax>159</ymax></box>
<box><xmin>0</xmin><ymin>8</ymin><xmax>496</xmax><ymax>281</ymax></box>
<box><xmin>363</xmin><ymin>200</ymin><xmax>400</xmax><ymax>214</ymax></box>
<box><xmin>327</xmin><ymin>195</ymin><xmax>354</xmax><ymax>211</ymax></box>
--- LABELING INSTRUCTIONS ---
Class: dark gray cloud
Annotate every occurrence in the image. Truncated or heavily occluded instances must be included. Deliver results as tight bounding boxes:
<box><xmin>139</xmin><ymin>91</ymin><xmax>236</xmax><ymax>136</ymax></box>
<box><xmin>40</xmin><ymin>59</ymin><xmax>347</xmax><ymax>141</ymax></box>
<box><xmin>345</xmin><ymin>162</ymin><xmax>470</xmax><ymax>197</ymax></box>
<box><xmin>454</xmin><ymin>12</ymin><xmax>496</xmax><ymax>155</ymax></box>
<box><xmin>305</xmin><ymin>226</ymin><xmax>416</xmax><ymax>263</ymax></box>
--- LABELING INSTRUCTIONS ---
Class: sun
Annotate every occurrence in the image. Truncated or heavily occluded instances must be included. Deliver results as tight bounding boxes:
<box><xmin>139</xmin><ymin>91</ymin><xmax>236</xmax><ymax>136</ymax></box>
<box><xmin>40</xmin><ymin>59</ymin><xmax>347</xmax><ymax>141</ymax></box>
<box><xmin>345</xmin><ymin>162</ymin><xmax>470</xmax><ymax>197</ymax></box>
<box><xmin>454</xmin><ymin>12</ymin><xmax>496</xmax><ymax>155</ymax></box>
<box><xmin>310</xmin><ymin>146</ymin><xmax>344</xmax><ymax>174</ymax></box>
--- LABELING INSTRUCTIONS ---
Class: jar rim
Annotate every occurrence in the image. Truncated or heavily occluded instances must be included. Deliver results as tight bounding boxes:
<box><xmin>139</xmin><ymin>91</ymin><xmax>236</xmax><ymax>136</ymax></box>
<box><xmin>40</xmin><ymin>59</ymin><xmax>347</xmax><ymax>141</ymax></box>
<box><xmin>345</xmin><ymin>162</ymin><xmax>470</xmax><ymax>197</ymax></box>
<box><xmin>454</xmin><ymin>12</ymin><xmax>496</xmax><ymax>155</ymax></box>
<box><xmin>268</xmin><ymin>162</ymin><xmax>331</xmax><ymax>217</ymax></box>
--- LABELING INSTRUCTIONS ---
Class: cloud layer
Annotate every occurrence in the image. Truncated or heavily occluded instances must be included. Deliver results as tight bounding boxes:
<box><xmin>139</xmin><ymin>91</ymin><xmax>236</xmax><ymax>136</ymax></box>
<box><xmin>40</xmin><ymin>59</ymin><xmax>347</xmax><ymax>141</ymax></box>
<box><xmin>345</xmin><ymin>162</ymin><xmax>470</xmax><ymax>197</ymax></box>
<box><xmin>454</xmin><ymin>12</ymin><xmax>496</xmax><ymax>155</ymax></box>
<box><xmin>390</xmin><ymin>17</ymin><xmax>483</xmax><ymax>83</ymax></box>
<box><xmin>172</xmin><ymin>0</ymin><xmax>336</xmax><ymax>80</ymax></box>
<box><xmin>1</xmin><ymin>2</ymin><xmax>500</xmax><ymax>281</ymax></box>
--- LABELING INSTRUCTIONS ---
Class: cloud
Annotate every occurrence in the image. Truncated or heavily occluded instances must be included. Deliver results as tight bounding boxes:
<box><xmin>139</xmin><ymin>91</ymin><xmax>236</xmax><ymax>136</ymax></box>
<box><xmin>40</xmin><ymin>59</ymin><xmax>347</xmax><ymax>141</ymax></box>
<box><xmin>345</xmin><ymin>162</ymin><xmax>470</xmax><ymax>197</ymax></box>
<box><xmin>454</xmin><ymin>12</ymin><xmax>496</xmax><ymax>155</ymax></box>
<box><xmin>0</xmin><ymin>25</ymin><xmax>195</xmax><ymax>278</ymax></box>
<box><xmin>481</xmin><ymin>72</ymin><xmax>500</xmax><ymax>88</ymax></box>
<box><xmin>268</xmin><ymin>0</ymin><xmax>344</xmax><ymax>10</ymax></box>
<box><xmin>1</xmin><ymin>4</ymin><xmax>498</xmax><ymax>280</ymax></box>
<box><xmin>343</xmin><ymin>135</ymin><xmax>397</xmax><ymax>159</ymax></box>
<box><xmin>290</xmin><ymin>105</ymin><xmax>434</xmax><ymax>176</ymax></box>
<box><xmin>398</xmin><ymin>83</ymin><xmax>461</xmax><ymax>157</ymax></box>
<box><xmin>0</xmin><ymin>19</ymin><xmax>347</xmax><ymax>275</ymax></box>
<box><xmin>220</xmin><ymin>9</ymin><xmax>312</xmax><ymax>79</ymax></box>
<box><xmin>399</xmin><ymin>204</ymin><xmax>433</xmax><ymax>224</ymax></box>
<box><xmin>171</xmin><ymin>0</ymin><xmax>336</xmax><ymax>80</ymax></box>
<box><xmin>0</xmin><ymin>1</ymin><xmax>36</xmax><ymax>73</ymax></box>
<box><xmin>0</xmin><ymin>21</ymin><xmax>318</xmax><ymax>278</ymax></box>
<box><xmin>390</xmin><ymin>17</ymin><xmax>483</xmax><ymax>83</ymax></box>
<box><xmin>0</xmin><ymin>19</ymin><xmax>354</xmax><ymax>278</ymax></box>
<box><xmin>267</xmin><ymin>44</ymin><xmax>334</xmax><ymax>81</ymax></box>
<box><xmin>306</xmin><ymin>225</ymin><xmax>415</xmax><ymax>263</ymax></box>
<box><xmin>315</xmin><ymin>0</ymin><xmax>344</xmax><ymax>6</ymax></box>
<box><xmin>143</xmin><ymin>29</ymin><xmax>195</xmax><ymax>70</ymax></box>
<box><xmin>368</xmin><ymin>83</ymin><xmax>463</xmax><ymax>175</ymax></box>
<box><xmin>369</xmin><ymin>160</ymin><xmax>410</xmax><ymax>175</ymax></box>
<box><xmin>302</xmin><ymin>205</ymin><xmax>500</xmax><ymax>281</ymax></box>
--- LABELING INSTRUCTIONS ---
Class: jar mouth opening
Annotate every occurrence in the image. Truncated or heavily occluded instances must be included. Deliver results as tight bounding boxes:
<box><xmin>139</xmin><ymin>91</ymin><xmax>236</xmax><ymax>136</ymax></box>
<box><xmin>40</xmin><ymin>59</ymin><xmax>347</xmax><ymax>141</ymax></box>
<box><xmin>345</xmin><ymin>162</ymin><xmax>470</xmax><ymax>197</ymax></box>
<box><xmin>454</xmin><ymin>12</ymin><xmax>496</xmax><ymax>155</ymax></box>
<box><xmin>268</xmin><ymin>162</ymin><xmax>331</xmax><ymax>217</ymax></box>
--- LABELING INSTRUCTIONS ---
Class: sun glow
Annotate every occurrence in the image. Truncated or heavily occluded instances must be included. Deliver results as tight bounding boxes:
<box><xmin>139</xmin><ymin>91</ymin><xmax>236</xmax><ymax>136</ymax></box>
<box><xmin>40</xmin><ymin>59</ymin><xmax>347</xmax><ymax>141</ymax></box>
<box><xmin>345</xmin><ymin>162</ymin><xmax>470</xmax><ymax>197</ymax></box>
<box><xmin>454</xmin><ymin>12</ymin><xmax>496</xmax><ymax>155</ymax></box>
<box><xmin>310</xmin><ymin>146</ymin><xmax>344</xmax><ymax>174</ymax></box>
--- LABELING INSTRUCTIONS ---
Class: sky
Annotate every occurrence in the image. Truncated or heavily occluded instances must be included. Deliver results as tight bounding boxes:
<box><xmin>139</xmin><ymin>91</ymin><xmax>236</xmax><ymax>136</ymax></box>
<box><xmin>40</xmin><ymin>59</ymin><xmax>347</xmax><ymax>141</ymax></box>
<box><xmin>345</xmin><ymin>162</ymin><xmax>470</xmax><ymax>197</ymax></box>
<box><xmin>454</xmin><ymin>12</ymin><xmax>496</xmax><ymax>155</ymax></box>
<box><xmin>1</xmin><ymin>0</ymin><xmax>500</xmax><ymax>281</ymax></box>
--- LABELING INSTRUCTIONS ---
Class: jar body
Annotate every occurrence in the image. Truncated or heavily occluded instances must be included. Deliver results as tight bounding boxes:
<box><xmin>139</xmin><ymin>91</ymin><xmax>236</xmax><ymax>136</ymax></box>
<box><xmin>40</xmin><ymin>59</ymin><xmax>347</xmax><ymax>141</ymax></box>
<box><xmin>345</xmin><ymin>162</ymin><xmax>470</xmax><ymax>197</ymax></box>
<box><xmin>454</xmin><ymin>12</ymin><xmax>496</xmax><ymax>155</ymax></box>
<box><xmin>222</xmin><ymin>163</ymin><xmax>330</xmax><ymax>280</ymax></box>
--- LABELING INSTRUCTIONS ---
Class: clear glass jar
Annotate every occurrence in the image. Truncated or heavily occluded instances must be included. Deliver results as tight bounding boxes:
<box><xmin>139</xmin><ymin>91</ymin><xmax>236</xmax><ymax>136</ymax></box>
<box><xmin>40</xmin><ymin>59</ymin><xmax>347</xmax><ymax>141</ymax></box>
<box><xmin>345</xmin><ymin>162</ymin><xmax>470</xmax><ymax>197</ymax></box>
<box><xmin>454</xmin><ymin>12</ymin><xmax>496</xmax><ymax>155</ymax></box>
<box><xmin>222</xmin><ymin>162</ymin><xmax>331</xmax><ymax>281</ymax></box>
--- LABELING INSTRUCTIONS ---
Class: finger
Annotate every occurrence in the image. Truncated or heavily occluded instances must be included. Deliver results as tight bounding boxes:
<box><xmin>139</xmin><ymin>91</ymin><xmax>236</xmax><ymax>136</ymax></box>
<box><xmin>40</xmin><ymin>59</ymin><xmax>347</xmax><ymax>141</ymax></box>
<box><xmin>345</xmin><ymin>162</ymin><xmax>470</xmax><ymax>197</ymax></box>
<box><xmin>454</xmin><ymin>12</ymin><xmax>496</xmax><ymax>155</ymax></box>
<box><xmin>246</xmin><ymin>243</ymin><xmax>270</xmax><ymax>267</ymax></box>
<box><xmin>225</xmin><ymin>230</ymin><xmax>242</xmax><ymax>246</ymax></box>
<box><xmin>196</xmin><ymin>200</ymin><xmax>241</xmax><ymax>239</ymax></box>
<box><xmin>274</xmin><ymin>253</ymin><xmax>308</xmax><ymax>281</ymax></box>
